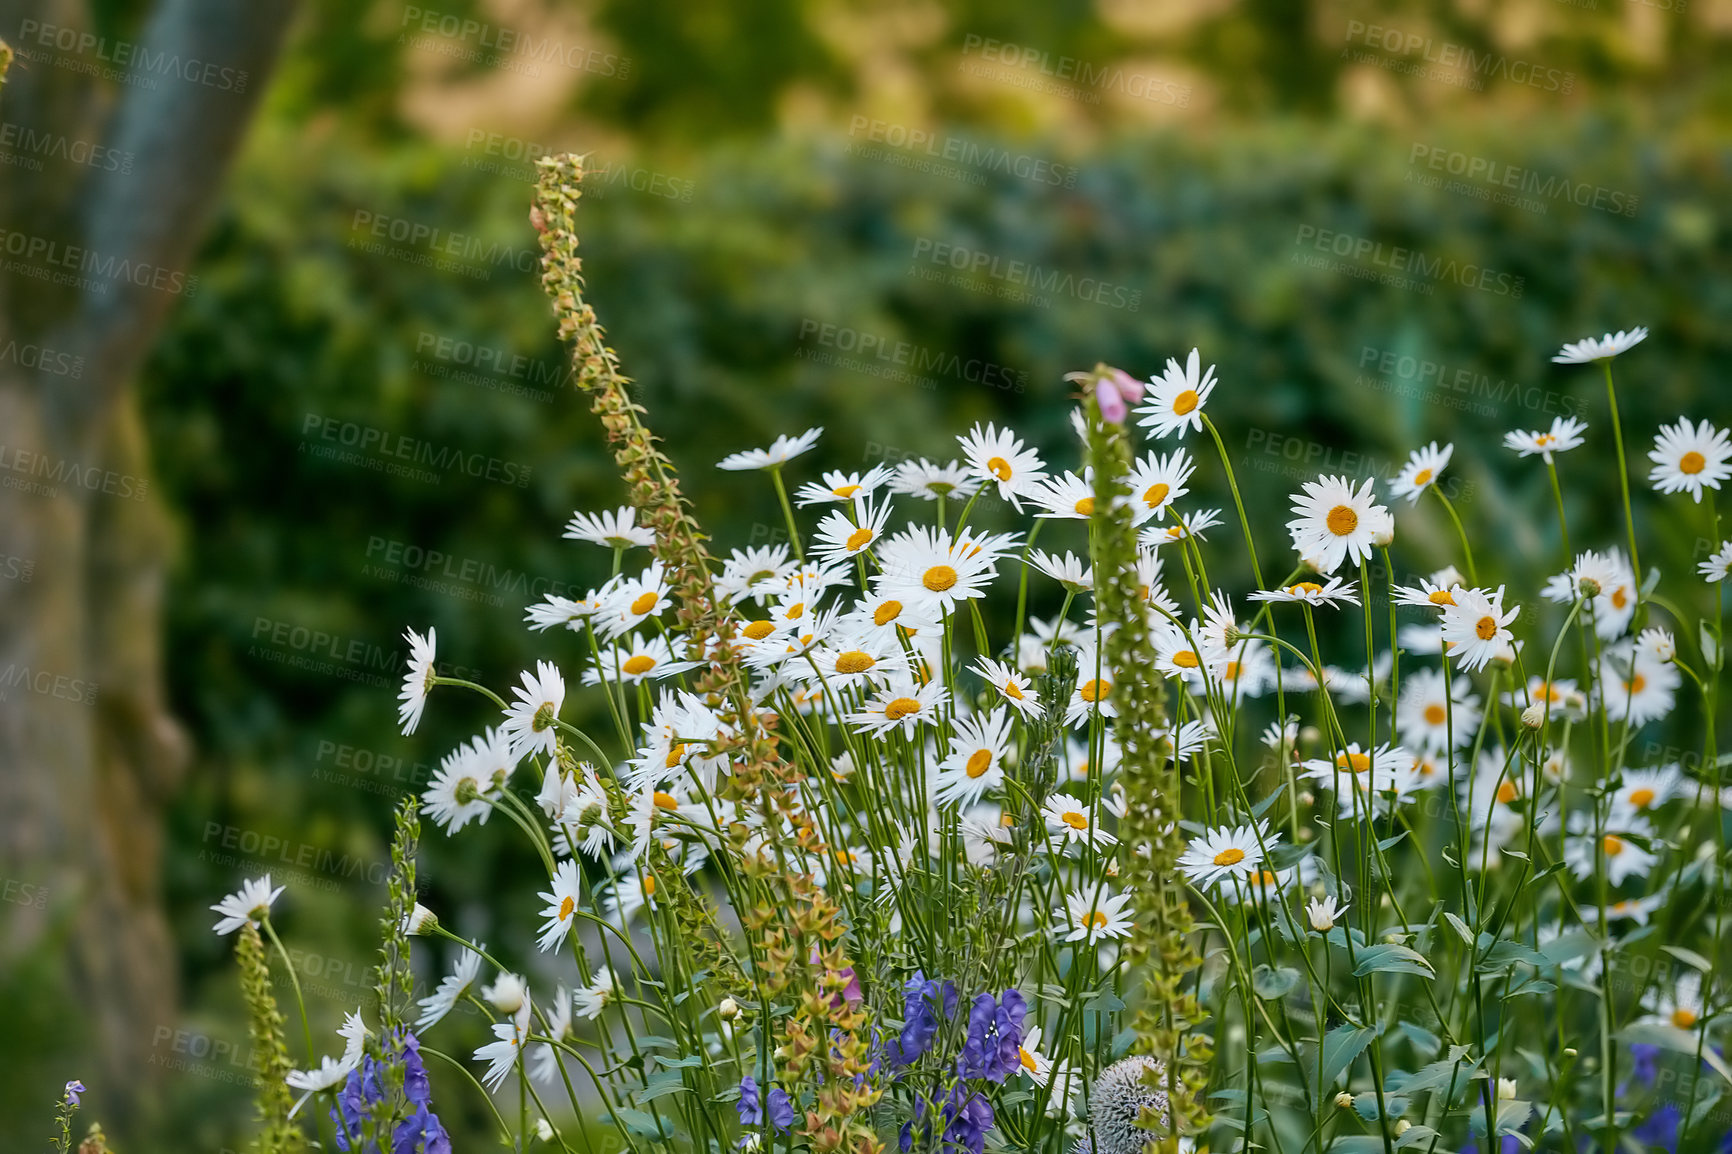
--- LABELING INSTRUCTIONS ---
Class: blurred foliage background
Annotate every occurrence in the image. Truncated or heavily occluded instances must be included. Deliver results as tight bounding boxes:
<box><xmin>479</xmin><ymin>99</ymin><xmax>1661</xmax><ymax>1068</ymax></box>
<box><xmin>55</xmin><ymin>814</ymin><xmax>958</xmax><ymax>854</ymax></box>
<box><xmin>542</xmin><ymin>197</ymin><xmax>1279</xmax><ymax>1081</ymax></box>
<box><xmin>3</xmin><ymin>0</ymin><xmax>1729</xmax><ymax>1147</ymax></box>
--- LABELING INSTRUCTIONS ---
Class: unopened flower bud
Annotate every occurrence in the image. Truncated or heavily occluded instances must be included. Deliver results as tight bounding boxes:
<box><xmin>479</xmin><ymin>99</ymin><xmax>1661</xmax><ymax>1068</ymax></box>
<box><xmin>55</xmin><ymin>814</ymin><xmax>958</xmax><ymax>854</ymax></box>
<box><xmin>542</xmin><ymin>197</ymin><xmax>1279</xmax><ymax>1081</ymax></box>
<box><xmin>719</xmin><ymin>997</ymin><xmax>740</xmax><ymax>1021</ymax></box>
<box><xmin>401</xmin><ymin>903</ymin><xmax>438</xmax><ymax>935</ymax></box>
<box><xmin>1497</xmin><ymin>1077</ymin><xmax>1517</xmax><ymax>1100</ymax></box>
<box><xmin>1521</xmin><ymin>704</ymin><xmax>1546</xmax><ymax>730</ymax></box>
<box><xmin>1334</xmin><ymin>1091</ymin><xmax>1355</xmax><ymax>1109</ymax></box>
<box><xmin>536</xmin><ymin>1118</ymin><xmax>555</xmax><ymax>1142</ymax></box>
<box><xmin>1394</xmin><ymin>1120</ymin><xmax>1412</xmax><ymax>1136</ymax></box>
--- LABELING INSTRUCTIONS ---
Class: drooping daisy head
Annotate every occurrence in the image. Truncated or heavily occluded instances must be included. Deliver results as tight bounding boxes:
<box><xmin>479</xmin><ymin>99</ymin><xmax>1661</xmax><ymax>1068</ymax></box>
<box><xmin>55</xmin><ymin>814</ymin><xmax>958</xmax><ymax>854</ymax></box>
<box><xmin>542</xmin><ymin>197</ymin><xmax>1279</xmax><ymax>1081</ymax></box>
<box><xmin>564</xmin><ymin>506</ymin><xmax>655</xmax><ymax>549</ymax></box>
<box><xmin>888</xmin><ymin>457</ymin><xmax>983</xmax><ymax>503</ymax></box>
<box><xmin>210</xmin><ymin>875</ymin><xmax>286</xmax><ymax>935</ymax></box>
<box><xmin>398</xmin><ymin>626</ymin><xmax>438</xmax><ymax>736</ymax></box>
<box><xmin>716</xmin><ymin>427</ymin><xmax>823</xmax><ymax>471</ymax></box>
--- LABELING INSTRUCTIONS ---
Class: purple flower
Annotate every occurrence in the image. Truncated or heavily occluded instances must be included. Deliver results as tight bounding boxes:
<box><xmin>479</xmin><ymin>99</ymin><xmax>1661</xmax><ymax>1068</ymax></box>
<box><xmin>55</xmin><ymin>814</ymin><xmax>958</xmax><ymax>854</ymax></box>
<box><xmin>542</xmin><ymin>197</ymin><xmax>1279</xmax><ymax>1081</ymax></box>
<box><xmin>959</xmin><ymin>990</ymin><xmax>1026</xmax><ymax>1084</ymax></box>
<box><xmin>331</xmin><ymin>1031</ymin><xmax>449</xmax><ymax>1154</ymax></box>
<box><xmin>1633</xmin><ymin>1103</ymin><xmax>1680</xmax><ymax>1154</ymax></box>
<box><xmin>737</xmin><ymin>1075</ymin><xmax>794</xmax><ymax>1134</ymax></box>
<box><xmin>767</xmin><ymin>1086</ymin><xmax>795</xmax><ymax>1131</ymax></box>
<box><xmin>942</xmin><ymin>1084</ymin><xmax>995</xmax><ymax>1154</ymax></box>
<box><xmin>890</xmin><ymin>970</ymin><xmax>958</xmax><ymax>1066</ymax></box>
<box><xmin>63</xmin><ymin>1080</ymin><xmax>85</xmax><ymax>1107</ymax></box>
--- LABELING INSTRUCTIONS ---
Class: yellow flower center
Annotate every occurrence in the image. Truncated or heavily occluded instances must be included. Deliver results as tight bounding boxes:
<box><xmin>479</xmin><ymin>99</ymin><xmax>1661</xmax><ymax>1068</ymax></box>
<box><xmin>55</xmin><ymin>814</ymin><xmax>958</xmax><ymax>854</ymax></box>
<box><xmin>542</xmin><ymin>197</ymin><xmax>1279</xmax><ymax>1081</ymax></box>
<box><xmin>653</xmin><ymin>791</ymin><xmax>679</xmax><ymax>810</ymax></box>
<box><xmin>1475</xmin><ymin>615</ymin><xmax>1498</xmax><ymax>641</ymax></box>
<box><xmin>1536</xmin><ymin>434</ymin><xmax>1555</xmax><ymax>447</ymax></box>
<box><xmin>743</xmin><ymin>619</ymin><xmax>776</xmax><ymax>640</ymax></box>
<box><xmin>1212</xmin><ymin>847</ymin><xmax>1245</xmax><ymax>867</ymax></box>
<box><xmin>884</xmin><ymin>696</ymin><xmax>922</xmax><ymax>721</ymax></box>
<box><xmin>1337</xmin><ymin>751</ymin><xmax>1371</xmax><ymax>773</ymax></box>
<box><xmin>1412</xmin><ymin>468</ymin><xmax>1433</xmax><ymax>485</ymax></box>
<box><xmin>834</xmin><ymin>483</ymin><xmax>862</xmax><ymax>497</ymax></box>
<box><xmin>1628</xmin><ymin>787</ymin><xmax>1656</xmax><ymax>808</ymax></box>
<box><xmin>665</xmin><ymin>743</ymin><xmax>688</xmax><ymax>768</ymax></box>
<box><xmin>1288</xmin><ymin>582</ymin><xmax>1323</xmax><ymax>596</ymax></box>
<box><xmin>785</xmin><ymin>601</ymin><xmax>805</xmax><ymax>620</ymax></box>
<box><xmin>642</xmin><ymin>875</ymin><xmax>656</xmax><ymax>896</ymax></box>
<box><xmin>986</xmin><ymin>456</ymin><xmax>1013</xmax><ymax>481</ymax></box>
<box><xmin>923</xmin><ymin>565</ymin><xmax>958</xmax><ymax>592</ymax></box>
<box><xmin>1086</xmin><ymin>911</ymin><xmax>1108</xmax><ymax>930</ymax></box>
<box><xmin>1003</xmin><ymin>680</ymin><xmax>1025</xmax><ymax>700</ymax></box>
<box><xmin>1143</xmin><ymin>482</ymin><xmax>1170</xmax><ymax>508</ymax></box>
<box><xmin>1061</xmin><ymin>811</ymin><xmax>1090</xmax><ymax>830</ymax></box>
<box><xmin>1172</xmin><ymin>650</ymin><xmax>1200</xmax><ymax>669</ymax></box>
<box><xmin>1172</xmin><ymin>389</ymin><xmax>1200</xmax><ymax>416</ymax></box>
<box><xmin>845</xmin><ymin>527</ymin><xmax>874</xmax><ymax>552</ymax></box>
<box><xmin>965</xmin><ymin>749</ymin><xmax>993</xmax><ymax>779</ymax></box>
<box><xmin>630</xmin><ymin>591</ymin><xmax>659</xmax><ymax>615</ymax></box>
<box><xmin>1079</xmin><ymin>678</ymin><xmax>1111</xmax><ymax>701</ymax></box>
<box><xmin>622</xmin><ymin>655</ymin><xmax>656</xmax><ymax>675</ymax></box>
<box><xmin>1611</xmin><ymin>587</ymin><xmax>1629</xmax><ymax>610</ymax></box>
<box><xmin>1602</xmin><ymin>835</ymin><xmax>1624</xmax><ymax>856</ymax></box>
<box><xmin>834</xmin><ymin>651</ymin><xmax>876</xmax><ymax>674</ymax></box>
<box><xmin>873</xmin><ymin>600</ymin><xmax>903</xmax><ymax>626</ymax></box>
<box><xmin>1326</xmin><ymin>505</ymin><xmax>1359</xmax><ymax>536</ymax></box>
<box><xmin>1429</xmin><ymin>589</ymin><xmax>1456</xmax><ymax>606</ymax></box>
<box><xmin>559</xmin><ymin>896</ymin><xmax>575</xmax><ymax>921</ymax></box>
<box><xmin>1424</xmin><ymin>704</ymin><xmax>1447</xmax><ymax>725</ymax></box>
<box><xmin>1681</xmin><ymin>451</ymin><xmax>1706</xmax><ymax>475</ymax></box>
<box><xmin>1673</xmin><ymin>1008</ymin><xmax>1699</xmax><ymax>1029</ymax></box>
<box><xmin>1020</xmin><ymin>1048</ymin><xmax>1038</xmax><ymax>1071</ymax></box>
<box><xmin>1627</xmin><ymin>674</ymin><xmax>1647</xmax><ymax>694</ymax></box>
<box><xmin>1074</xmin><ymin>497</ymin><xmax>1095</xmax><ymax>516</ymax></box>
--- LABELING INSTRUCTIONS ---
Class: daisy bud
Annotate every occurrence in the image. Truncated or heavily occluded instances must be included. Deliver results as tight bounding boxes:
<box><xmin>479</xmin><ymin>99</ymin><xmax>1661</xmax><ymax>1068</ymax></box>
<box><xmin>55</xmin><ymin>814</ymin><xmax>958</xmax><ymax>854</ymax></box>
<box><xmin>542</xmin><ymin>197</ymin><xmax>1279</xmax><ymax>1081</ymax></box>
<box><xmin>1520</xmin><ymin>704</ymin><xmax>1546</xmax><ymax>730</ymax></box>
<box><xmin>1497</xmin><ymin>1077</ymin><xmax>1517</xmax><ymax>1100</ymax></box>
<box><xmin>401</xmin><ymin>902</ymin><xmax>438</xmax><ymax>936</ymax></box>
<box><xmin>1563</xmin><ymin>1047</ymin><xmax>1578</xmax><ymax>1060</ymax></box>
<box><xmin>1394</xmin><ymin>1121</ymin><xmax>1412</xmax><ymax>1136</ymax></box>
<box><xmin>1300</xmin><ymin>725</ymin><xmax>1321</xmax><ymax>746</ymax></box>
<box><xmin>1334</xmin><ymin>1092</ymin><xmax>1355</xmax><ymax>1109</ymax></box>
<box><xmin>536</xmin><ymin>1118</ymin><xmax>555</xmax><ymax>1142</ymax></box>
<box><xmin>1372</xmin><ymin>522</ymin><xmax>1395</xmax><ymax>548</ymax></box>
<box><xmin>718</xmin><ymin>997</ymin><xmax>740</xmax><ymax>1021</ymax></box>
<box><xmin>483</xmin><ymin>973</ymin><xmax>528</xmax><ymax>1013</ymax></box>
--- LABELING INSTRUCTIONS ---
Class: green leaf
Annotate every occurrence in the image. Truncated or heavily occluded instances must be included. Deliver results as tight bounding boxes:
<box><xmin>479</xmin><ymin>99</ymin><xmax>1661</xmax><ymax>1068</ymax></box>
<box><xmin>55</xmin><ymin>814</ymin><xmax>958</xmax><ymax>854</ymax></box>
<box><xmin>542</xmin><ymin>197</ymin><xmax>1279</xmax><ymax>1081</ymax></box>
<box><xmin>1376</xmin><ymin>831</ymin><xmax>1409</xmax><ymax>852</ymax></box>
<box><xmin>1537</xmin><ymin>930</ymin><xmax>1600</xmax><ymax>968</ymax></box>
<box><xmin>635</xmin><ymin>1073</ymin><xmax>691</xmax><ymax>1104</ymax></box>
<box><xmin>1396</xmin><ymin>1020</ymin><xmax>1442</xmax><ymax>1057</ymax></box>
<box><xmin>1319</xmin><ymin>1024</ymin><xmax>1379</xmax><ymax>1087</ymax></box>
<box><xmin>1443</xmin><ymin>912</ymin><xmax>1475</xmax><ymax>948</ymax></box>
<box><xmin>1351</xmin><ymin>1092</ymin><xmax>1409</xmax><ymax>1121</ymax></box>
<box><xmin>1396</xmin><ymin>1124</ymin><xmax>1440</xmax><ymax>1149</ymax></box>
<box><xmin>1482</xmin><ymin>939</ymin><xmax>1548</xmax><ymax>971</ymax></box>
<box><xmin>609</xmin><ymin>1107</ymin><xmax>664</xmax><ymax>1137</ymax></box>
<box><xmin>1252</xmin><ymin>964</ymin><xmax>1301</xmax><ymax>1001</ymax></box>
<box><xmin>1386</xmin><ymin>1046</ymin><xmax>1479</xmax><ymax>1103</ymax></box>
<box><xmin>1661</xmin><ymin>945</ymin><xmax>1713</xmax><ymax>973</ymax></box>
<box><xmin>1084</xmin><ymin>991</ymin><xmax>1127</xmax><ymax>1013</ymax></box>
<box><xmin>1354</xmin><ymin>943</ymin><xmax>1436</xmax><ymax>978</ymax></box>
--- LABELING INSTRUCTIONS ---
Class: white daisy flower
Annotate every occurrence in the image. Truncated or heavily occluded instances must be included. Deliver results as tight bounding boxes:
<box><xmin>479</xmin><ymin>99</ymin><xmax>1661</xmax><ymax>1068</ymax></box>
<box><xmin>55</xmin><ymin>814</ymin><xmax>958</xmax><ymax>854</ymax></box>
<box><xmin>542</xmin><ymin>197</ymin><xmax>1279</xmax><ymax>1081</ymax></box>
<box><xmin>808</xmin><ymin>631</ymin><xmax>907</xmax><ymax>687</ymax></box>
<box><xmin>1028</xmin><ymin>470</ymin><xmax>1103</xmax><ymax>520</ymax></box>
<box><xmin>1648</xmin><ymin>418</ymin><xmax>1732</xmax><ymax>503</ymax></box>
<box><xmin>1026</xmin><ymin>548</ymin><xmax>1092</xmax><ymax>593</ymax></box>
<box><xmin>876</xmin><ymin>526</ymin><xmax>1003</xmax><ymax>618</ymax></box>
<box><xmin>525</xmin><ymin>593</ymin><xmax>603</xmax><ymax>633</ymax></box>
<box><xmin>1389</xmin><ymin>441</ymin><xmax>1454</xmax><ymax>504</ymax></box>
<box><xmin>572</xmin><ymin>966</ymin><xmax>623</xmax><ymax>1020</ymax></box>
<box><xmin>475</xmin><ymin>999</ymin><xmax>533</xmax><ymax>1091</ymax></box>
<box><xmin>1700</xmin><ymin>541</ymin><xmax>1732</xmax><ymax>583</ymax></box>
<box><xmin>1306</xmin><ymin>895</ymin><xmax>1348</xmax><ymax>933</ymax></box>
<box><xmin>557</xmin><ymin>767</ymin><xmax>620</xmax><ymax>861</ymax></box>
<box><xmin>1177</xmin><ymin>820</ymin><xmax>1279</xmax><ymax>891</ymax></box>
<box><xmin>1563</xmin><ymin>813</ymin><xmax>1656</xmax><ymax>887</ymax></box>
<box><xmin>1136</xmin><ymin>348</ymin><xmax>1217</xmax><ymax>439</ymax></box>
<box><xmin>424</xmin><ymin>741</ymin><xmax>495</xmax><ymax>833</ymax></box>
<box><xmin>398</xmin><ymin>627</ymin><xmax>438</xmax><ymax>736</ymax></box>
<box><xmin>934</xmin><ymin>706</ymin><xmax>1015</xmax><ymax>808</ymax></box>
<box><xmin>1648</xmin><ymin>972</ymin><xmax>1706</xmax><ymax>1033</ymax></box>
<box><xmin>1016</xmin><ymin>1025</ymin><xmax>1053</xmax><ymax>1085</ymax></box>
<box><xmin>531</xmin><ymin>988</ymin><xmax>574</xmax><ymax>1085</ymax></box>
<box><xmin>844</xmin><ymin>589</ymin><xmax>940</xmax><ymax>639</ymax></box>
<box><xmin>535</xmin><ymin>859</ymin><xmax>585</xmax><ymax>952</ymax></box>
<box><xmin>1395</xmin><ymin>668</ymin><xmax>1481</xmax><ymax>754</ymax></box>
<box><xmin>1063</xmin><ymin>647</ymin><xmax>1121</xmax><ymax>726</ymax></box>
<box><xmin>1042</xmin><ymin>792</ymin><xmax>1117</xmax><ymax>850</ymax></box>
<box><xmin>956</xmin><ymin>422</ymin><xmax>1048</xmax><ymax>509</ymax></box>
<box><xmin>1503</xmin><ymin>676</ymin><xmax>1587</xmax><ymax>721</ymax></box>
<box><xmin>1439</xmin><ymin>586</ymin><xmax>1519</xmax><ymax>672</ymax></box>
<box><xmin>1248</xmin><ymin>577</ymin><xmax>1360</xmax><ymax>607</ymax></box>
<box><xmin>416</xmin><ymin>942</ymin><xmax>484</xmax><ymax>1030</ymax></box>
<box><xmin>1058</xmin><ymin>888</ymin><xmax>1135</xmax><ymax>942</ymax></box>
<box><xmin>583</xmin><ymin>636</ymin><xmax>699</xmax><ymax>686</ymax></box>
<box><xmin>210</xmin><ymin>875</ymin><xmax>285</xmax><ymax>936</ymax></box>
<box><xmin>888</xmin><ymin>457</ymin><xmax>982</xmax><ymax>502</ymax></box>
<box><xmin>286</xmin><ymin>1054</ymin><xmax>359</xmax><ymax>1118</ymax></box>
<box><xmin>564</xmin><ymin>507</ymin><xmax>655</xmax><ymax>549</ymax></box>
<box><xmin>793</xmin><ymin>465</ymin><xmax>893</xmax><ymax>507</ymax></box>
<box><xmin>1552</xmin><ymin>326</ymin><xmax>1647</xmax><ymax>363</ymax></box>
<box><xmin>1060</xmin><ymin>733</ymin><xmax>1122</xmax><ymax>783</ymax></box>
<box><xmin>483</xmin><ymin>972</ymin><xmax>529</xmax><ymax>1014</ymax></box>
<box><xmin>1126</xmin><ymin>448</ymin><xmax>1194</xmax><ymax>524</ymax></box>
<box><xmin>1393</xmin><ymin>577</ymin><xmax>1461</xmax><ymax>610</ymax></box>
<box><xmin>811</xmin><ymin>497</ymin><xmax>893</xmax><ymax>567</ymax></box>
<box><xmin>971</xmin><ymin>656</ymin><xmax>1044</xmax><ymax>719</ymax></box>
<box><xmin>1610</xmin><ymin>766</ymin><xmax>1682</xmax><ymax>822</ymax></box>
<box><xmin>716</xmin><ymin>427</ymin><xmax>823</xmax><ymax>471</ymax></box>
<box><xmin>1503</xmin><ymin>416</ymin><xmax>1588</xmax><ymax>463</ymax></box>
<box><xmin>593</xmin><ymin>562</ymin><xmax>673</xmax><ymax>640</ymax></box>
<box><xmin>1599</xmin><ymin>644</ymin><xmax>1680</xmax><ymax>726</ymax></box>
<box><xmin>715</xmin><ymin>545</ymin><xmax>793</xmax><ymax>604</ymax></box>
<box><xmin>603</xmin><ymin>870</ymin><xmax>659</xmax><ymax>923</ymax></box>
<box><xmin>845</xmin><ymin>678</ymin><xmax>949</xmax><ymax>738</ymax></box>
<box><xmin>1285</xmin><ymin>475</ymin><xmax>1392</xmax><ymax>575</ymax></box>
<box><xmin>503</xmin><ymin>660</ymin><xmax>566</xmax><ymax>761</ymax></box>
<box><xmin>1139</xmin><ymin>507</ymin><xmax>1224</xmax><ymax>548</ymax></box>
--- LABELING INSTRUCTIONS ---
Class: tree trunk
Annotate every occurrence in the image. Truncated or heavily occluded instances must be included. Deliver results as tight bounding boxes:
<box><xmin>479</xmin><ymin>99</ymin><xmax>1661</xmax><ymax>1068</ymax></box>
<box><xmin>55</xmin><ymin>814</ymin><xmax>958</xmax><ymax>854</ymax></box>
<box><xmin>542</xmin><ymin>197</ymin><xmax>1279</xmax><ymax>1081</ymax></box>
<box><xmin>0</xmin><ymin>0</ymin><xmax>298</xmax><ymax>1131</ymax></box>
